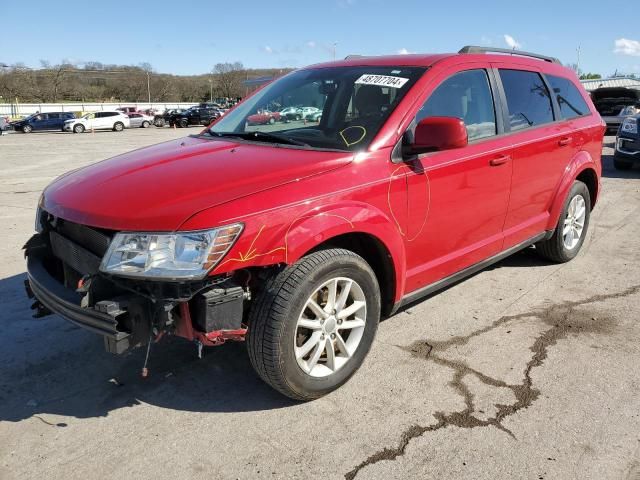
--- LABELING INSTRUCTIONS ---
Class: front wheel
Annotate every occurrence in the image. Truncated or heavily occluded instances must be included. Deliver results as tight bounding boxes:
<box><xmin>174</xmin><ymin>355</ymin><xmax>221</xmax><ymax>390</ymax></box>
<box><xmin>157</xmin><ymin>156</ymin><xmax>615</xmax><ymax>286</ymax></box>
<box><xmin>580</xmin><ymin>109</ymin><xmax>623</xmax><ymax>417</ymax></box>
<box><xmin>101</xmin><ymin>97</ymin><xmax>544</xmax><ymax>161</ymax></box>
<box><xmin>113</xmin><ymin>122</ymin><xmax>124</xmax><ymax>132</ymax></box>
<box><xmin>536</xmin><ymin>180</ymin><xmax>590</xmax><ymax>263</ymax></box>
<box><xmin>73</xmin><ymin>124</ymin><xmax>85</xmax><ymax>133</ymax></box>
<box><xmin>141</xmin><ymin>121</ymin><xmax>150</xmax><ymax>128</ymax></box>
<box><xmin>247</xmin><ymin>249</ymin><xmax>380</xmax><ymax>401</ymax></box>
<box><xmin>22</xmin><ymin>124</ymin><xmax>33</xmax><ymax>133</ymax></box>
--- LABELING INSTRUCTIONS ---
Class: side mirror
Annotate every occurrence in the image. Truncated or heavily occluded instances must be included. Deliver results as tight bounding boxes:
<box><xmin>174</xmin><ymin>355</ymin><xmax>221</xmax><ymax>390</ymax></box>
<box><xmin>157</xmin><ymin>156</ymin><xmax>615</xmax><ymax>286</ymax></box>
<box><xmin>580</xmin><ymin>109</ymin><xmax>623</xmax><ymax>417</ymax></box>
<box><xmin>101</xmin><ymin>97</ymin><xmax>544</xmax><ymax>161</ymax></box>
<box><xmin>410</xmin><ymin>116</ymin><xmax>468</xmax><ymax>154</ymax></box>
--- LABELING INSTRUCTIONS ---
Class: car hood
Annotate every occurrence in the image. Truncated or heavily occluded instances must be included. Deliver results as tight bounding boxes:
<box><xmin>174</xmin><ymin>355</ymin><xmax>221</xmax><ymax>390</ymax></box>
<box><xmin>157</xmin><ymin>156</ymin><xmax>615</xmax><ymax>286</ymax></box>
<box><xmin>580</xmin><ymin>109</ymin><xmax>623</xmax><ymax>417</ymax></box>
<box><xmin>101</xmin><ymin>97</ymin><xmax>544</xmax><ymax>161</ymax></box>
<box><xmin>42</xmin><ymin>135</ymin><xmax>352</xmax><ymax>231</ymax></box>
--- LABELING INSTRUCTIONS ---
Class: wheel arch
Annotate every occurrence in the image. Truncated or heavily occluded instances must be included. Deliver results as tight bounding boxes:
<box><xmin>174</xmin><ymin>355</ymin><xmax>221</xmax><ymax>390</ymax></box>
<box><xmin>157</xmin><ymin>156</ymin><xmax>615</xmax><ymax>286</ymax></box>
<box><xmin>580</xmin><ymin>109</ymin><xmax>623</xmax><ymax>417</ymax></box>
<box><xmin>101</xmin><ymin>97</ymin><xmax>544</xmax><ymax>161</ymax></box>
<box><xmin>304</xmin><ymin>231</ymin><xmax>398</xmax><ymax>317</ymax></box>
<box><xmin>546</xmin><ymin>150</ymin><xmax>600</xmax><ymax>231</ymax></box>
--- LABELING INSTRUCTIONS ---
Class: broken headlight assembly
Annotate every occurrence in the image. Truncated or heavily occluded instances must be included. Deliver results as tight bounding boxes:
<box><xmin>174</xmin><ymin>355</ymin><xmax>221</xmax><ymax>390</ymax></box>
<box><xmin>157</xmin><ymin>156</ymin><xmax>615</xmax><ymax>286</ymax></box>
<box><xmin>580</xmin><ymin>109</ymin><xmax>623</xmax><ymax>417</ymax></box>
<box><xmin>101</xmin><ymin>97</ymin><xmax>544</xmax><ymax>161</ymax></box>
<box><xmin>100</xmin><ymin>224</ymin><xmax>243</xmax><ymax>279</ymax></box>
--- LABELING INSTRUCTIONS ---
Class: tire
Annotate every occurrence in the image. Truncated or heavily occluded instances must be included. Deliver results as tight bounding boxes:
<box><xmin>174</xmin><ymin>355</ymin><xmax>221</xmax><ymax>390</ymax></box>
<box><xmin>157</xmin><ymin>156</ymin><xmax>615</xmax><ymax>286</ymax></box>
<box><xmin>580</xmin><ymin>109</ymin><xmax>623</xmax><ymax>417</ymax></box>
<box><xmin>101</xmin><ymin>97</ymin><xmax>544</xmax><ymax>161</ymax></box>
<box><xmin>73</xmin><ymin>124</ymin><xmax>85</xmax><ymax>134</ymax></box>
<box><xmin>613</xmin><ymin>155</ymin><xmax>633</xmax><ymax>170</ymax></box>
<box><xmin>142</xmin><ymin>121</ymin><xmax>150</xmax><ymax>128</ymax></box>
<box><xmin>536</xmin><ymin>180</ymin><xmax>590</xmax><ymax>263</ymax></box>
<box><xmin>295</xmin><ymin>115</ymin><xmax>301</xmax><ymax>121</ymax></box>
<box><xmin>22</xmin><ymin>124</ymin><xmax>33</xmax><ymax>133</ymax></box>
<box><xmin>268</xmin><ymin>117</ymin><xmax>275</xmax><ymax>124</ymax></box>
<box><xmin>247</xmin><ymin>249</ymin><xmax>381</xmax><ymax>401</ymax></box>
<box><xmin>113</xmin><ymin>122</ymin><xmax>124</xmax><ymax>132</ymax></box>
<box><xmin>179</xmin><ymin>119</ymin><xmax>188</xmax><ymax>128</ymax></box>
<box><xmin>155</xmin><ymin>119</ymin><xmax>165</xmax><ymax>127</ymax></box>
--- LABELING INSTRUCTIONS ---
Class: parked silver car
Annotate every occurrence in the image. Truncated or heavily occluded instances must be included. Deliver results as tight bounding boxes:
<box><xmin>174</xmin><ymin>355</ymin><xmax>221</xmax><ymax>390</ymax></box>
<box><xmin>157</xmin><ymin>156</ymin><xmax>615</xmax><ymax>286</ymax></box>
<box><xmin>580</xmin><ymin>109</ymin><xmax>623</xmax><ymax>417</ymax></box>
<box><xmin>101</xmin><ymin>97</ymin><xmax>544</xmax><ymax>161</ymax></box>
<box><xmin>127</xmin><ymin>113</ymin><xmax>154</xmax><ymax>128</ymax></box>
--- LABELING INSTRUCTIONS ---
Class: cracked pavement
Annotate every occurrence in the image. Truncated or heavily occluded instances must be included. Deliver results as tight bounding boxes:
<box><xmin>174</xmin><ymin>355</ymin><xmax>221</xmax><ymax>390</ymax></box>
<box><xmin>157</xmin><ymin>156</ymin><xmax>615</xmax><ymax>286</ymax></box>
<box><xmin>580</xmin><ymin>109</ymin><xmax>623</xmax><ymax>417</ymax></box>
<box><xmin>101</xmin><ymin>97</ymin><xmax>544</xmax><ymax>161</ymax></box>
<box><xmin>1</xmin><ymin>131</ymin><xmax>639</xmax><ymax>480</ymax></box>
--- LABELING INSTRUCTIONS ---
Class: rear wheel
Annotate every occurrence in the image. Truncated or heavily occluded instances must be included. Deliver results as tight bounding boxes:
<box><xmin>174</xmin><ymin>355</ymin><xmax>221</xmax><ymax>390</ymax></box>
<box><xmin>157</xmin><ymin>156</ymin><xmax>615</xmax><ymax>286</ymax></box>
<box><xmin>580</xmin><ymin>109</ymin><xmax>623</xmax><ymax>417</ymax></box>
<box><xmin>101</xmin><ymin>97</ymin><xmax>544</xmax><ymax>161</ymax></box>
<box><xmin>247</xmin><ymin>249</ymin><xmax>380</xmax><ymax>400</ymax></box>
<box><xmin>536</xmin><ymin>180</ymin><xmax>590</xmax><ymax>263</ymax></box>
<box><xmin>179</xmin><ymin>118</ymin><xmax>188</xmax><ymax>128</ymax></box>
<box><xmin>22</xmin><ymin>124</ymin><xmax>33</xmax><ymax>133</ymax></box>
<box><xmin>113</xmin><ymin>122</ymin><xmax>124</xmax><ymax>132</ymax></box>
<box><xmin>73</xmin><ymin>124</ymin><xmax>85</xmax><ymax>134</ymax></box>
<box><xmin>613</xmin><ymin>155</ymin><xmax>633</xmax><ymax>170</ymax></box>
<box><xmin>155</xmin><ymin>118</ymin><xmax>165</xmax><ymax>127</ymax></box>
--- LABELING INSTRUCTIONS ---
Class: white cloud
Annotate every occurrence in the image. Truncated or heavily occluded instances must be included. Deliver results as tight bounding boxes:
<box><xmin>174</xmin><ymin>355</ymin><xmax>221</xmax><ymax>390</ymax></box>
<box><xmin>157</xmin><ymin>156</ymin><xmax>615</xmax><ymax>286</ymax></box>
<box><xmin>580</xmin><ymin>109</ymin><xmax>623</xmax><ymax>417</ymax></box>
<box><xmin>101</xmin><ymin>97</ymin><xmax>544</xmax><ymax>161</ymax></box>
<box><xmin>263</xmin><ymin>46</ymin><xmax>274</xmax><ymax>54</ymax></box>
<box><xmin>504</xmin><ymin>34</ymin><xmax>521</xmax><ymax>50</ymax></box>
<box><xmin>306</xmin><ymin>41</ymin><xmax>316</xmax><ymax>48</ymax></box>
<box><xmin>614</xmin><ymin>38</ymin><xmax>640</xmax><ymax>57</ymax></box>
<box><xmin>397</xmin><ymin>48</ymin><xmax>412</xmax><ymax>55</ymax></box>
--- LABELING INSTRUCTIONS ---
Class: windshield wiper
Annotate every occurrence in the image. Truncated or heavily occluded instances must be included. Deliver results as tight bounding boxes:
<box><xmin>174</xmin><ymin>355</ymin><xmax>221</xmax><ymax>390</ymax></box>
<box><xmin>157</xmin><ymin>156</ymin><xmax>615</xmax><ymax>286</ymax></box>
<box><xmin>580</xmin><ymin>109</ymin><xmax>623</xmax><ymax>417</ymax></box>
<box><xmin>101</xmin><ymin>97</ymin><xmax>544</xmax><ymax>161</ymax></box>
<box><xmin>209</xmin><ymin>130</ymin><xmax>310</xmax><ymax>147</ymax></box>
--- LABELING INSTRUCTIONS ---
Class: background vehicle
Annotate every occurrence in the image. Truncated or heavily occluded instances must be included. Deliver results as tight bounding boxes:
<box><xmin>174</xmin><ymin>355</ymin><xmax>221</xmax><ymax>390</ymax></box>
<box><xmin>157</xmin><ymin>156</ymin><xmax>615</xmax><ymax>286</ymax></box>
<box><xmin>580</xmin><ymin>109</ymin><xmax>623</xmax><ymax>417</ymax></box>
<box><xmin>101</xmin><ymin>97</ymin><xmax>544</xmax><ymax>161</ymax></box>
<box><xmin>10</xmin><ymin>112</ymin><xmax>75</xmax><ymax>133</ymax></box>
<box><xmin>591</xmin><ymin>87</ymin><xmax>640</xmax><ymax>132</ymax></box>
<box><xmin>25</xmin><ymin>47</ymin><xmax>603</xmax><ymax>401</ymax></box>
<box><xmin>307</xmin><ymin>110</ymin><xmax>322</xmax><ymax>122</ymax></box>
<box><xmin>127</xmin><ymin>113</ymin><xmax>154</xmax><ymax>128</ymax></box>
<box><xmin>300</xmin><ymin>106</ymin><xmax>321</xmax><ymax>119</ymax></box>
<box><xmin>63</xmin><ymin>111</ymin><xmax>130</xmax><ymax>133</ymax></box>
<box><xmin>115</xmin><ymin>106</ymin><xmax>140</xmax><ymax>115</ymax></box>
<box><xmin>247</xmin><ymin>109</ymin><xmax>281</xmax><ymax>125</ymax></box>
<box><xmin>614</xmin><ymin>114</ymin><xmax>640</xmax><ymax>169</ymax></box>
<box><xmin>170</xmin><ymin>107</ymin><xmax>220</xmax><ymax>127</ymax></box>
<box><xmin>279</xmin><ymin>106</ymin><xmax>302</xmax><ymax>121</ymax></box>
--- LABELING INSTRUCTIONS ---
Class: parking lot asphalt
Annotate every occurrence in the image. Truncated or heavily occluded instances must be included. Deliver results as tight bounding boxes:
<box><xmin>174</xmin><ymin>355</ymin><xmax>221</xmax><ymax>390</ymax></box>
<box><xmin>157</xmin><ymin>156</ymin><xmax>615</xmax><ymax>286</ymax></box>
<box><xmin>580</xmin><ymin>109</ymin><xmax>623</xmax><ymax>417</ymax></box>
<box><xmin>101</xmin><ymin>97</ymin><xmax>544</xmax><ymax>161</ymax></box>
<box><xmin>1</xmin><ymin>129</ymin><xmax>639</xmax><ymax>480</ymax></box>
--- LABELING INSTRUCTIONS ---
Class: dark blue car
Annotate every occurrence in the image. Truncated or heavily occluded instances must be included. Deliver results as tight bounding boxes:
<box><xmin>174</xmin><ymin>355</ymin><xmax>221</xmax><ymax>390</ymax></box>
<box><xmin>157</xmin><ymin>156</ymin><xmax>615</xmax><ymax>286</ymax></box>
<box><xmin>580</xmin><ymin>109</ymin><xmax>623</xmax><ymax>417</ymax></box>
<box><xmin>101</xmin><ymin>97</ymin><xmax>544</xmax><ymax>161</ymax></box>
<box><xmin>10</xmin><ymin>112</ymin><xmax>76</xmax><ymax>133</ymax></box>
<box><xmin>614</xmin><ymin>114</ymin><xmax>640</xmax><ymax>170</ymax></box>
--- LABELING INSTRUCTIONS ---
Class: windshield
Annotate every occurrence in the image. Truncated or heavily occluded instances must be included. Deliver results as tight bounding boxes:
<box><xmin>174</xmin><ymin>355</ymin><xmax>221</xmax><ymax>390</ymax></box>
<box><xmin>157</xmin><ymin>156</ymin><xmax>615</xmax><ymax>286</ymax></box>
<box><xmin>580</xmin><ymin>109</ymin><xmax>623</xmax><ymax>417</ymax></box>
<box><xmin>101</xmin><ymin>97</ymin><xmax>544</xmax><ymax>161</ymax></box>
<box><xmin>209</xmin><ymin>66</ymin><xmax>426</xmax><ymax>151</ymax></box>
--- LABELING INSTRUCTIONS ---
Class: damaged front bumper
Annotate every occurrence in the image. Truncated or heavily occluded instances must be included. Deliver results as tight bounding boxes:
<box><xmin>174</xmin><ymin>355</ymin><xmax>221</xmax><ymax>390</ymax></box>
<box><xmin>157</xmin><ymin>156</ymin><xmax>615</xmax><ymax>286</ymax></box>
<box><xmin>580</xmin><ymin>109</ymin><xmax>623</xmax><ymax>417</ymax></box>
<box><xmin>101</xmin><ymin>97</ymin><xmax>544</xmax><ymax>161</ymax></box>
<box><xmin>24</xmin><ymin>223</ymin><xmax>249</xmax><ymax>356</ymax></box>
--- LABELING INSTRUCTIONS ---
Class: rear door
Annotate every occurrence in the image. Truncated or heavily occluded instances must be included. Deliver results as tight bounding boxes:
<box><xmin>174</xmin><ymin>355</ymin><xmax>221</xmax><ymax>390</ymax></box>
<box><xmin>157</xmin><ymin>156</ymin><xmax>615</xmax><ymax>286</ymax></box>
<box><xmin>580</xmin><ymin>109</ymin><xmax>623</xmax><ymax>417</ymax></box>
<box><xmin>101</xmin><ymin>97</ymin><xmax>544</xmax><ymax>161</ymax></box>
<box><xmin>402</xmin><ymin>65</ymin><xmax>513</xmax><ymax>292</ymax></box>
<box><xmin>492</xmin><ymin>65</ymin><xmax>573</xmax><ymax>248</ymax></box>
<box><xmin>47</xmin><ymin>113</ymin><xmax>61</xmax><ymax>129</ymax></box>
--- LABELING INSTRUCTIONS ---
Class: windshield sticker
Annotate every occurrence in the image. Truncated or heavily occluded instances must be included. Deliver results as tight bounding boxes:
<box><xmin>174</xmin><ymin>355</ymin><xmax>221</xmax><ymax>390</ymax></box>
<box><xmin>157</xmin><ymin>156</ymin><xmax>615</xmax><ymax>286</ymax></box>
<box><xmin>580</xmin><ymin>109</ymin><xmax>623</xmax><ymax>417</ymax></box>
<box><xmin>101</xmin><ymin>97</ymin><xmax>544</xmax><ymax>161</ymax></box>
<box><xmin>355</xmin><ymin>74</ymin><xmax>409</xmax><ymax>89</ymax></box>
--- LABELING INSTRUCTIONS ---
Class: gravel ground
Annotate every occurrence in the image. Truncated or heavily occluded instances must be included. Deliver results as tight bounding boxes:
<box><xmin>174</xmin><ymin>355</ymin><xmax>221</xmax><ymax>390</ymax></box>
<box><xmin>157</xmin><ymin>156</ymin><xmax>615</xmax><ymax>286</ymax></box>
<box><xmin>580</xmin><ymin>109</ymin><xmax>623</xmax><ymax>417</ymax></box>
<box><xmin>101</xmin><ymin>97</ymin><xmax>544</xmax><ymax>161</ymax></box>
<box><xmin>0</xmin><ymin>129</ymin><xmax>639</xmax><ymax>480</ymax></box>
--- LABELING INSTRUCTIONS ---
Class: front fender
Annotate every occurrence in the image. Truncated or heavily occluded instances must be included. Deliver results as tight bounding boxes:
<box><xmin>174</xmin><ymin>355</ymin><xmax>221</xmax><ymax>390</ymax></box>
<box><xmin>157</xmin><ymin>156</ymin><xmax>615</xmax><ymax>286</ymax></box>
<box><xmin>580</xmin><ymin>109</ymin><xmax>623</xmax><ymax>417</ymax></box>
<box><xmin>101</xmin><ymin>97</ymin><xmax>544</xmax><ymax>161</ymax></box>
<box><xmin>546</xmin><ymin>150</ymin><xmax>598</xmax><ymax>231</ymax></box>
<box><xmin>211</xmin><ymin>202</ymin><xmax>407</xmax><ymax>302</ymax></box>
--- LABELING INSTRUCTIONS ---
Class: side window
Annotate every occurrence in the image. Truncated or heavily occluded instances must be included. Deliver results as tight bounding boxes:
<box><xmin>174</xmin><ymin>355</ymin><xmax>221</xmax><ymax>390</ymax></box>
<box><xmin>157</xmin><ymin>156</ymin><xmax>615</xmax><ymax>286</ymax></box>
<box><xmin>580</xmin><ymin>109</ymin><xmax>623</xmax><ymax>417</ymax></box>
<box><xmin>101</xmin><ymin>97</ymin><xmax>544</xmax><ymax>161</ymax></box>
<box><xmin>94</xmin><ymin>112</ymin><xmax>105</xmax><ymax>118</ymax></box>
<box><xmin>416</xmin><ymin>69</ymin><xmax>497</xmax><ymax>141</ymax></box>
<box><xmin>546</xmin><ymin>75</ymin><xmax>590</xmax><ymax>120</ymax></box>
<box><xmin>49</xmin><ymin>113</ymin><xmax>60</xmax><ymax>119</ymax></box>
<box><xmin>499</xmin><ymin>69</ymin><xmax>554</xmax><ymax>131</ymax></box>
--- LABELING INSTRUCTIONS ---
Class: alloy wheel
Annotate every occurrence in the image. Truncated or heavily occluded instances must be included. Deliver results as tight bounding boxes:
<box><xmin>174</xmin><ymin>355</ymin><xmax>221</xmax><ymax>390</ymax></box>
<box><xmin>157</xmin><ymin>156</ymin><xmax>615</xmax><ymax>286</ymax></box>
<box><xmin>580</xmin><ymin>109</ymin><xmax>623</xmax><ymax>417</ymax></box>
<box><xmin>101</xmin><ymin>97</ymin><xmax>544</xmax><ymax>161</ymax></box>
<box><xmin>294</xmin><ymin>277</ymin><xmax>366</xmax><ymax>378</ymax></box>
<box><xmin>563</xmin><ymin>194</ymin><xmax>586</xmax><ymax>250</ymax></box>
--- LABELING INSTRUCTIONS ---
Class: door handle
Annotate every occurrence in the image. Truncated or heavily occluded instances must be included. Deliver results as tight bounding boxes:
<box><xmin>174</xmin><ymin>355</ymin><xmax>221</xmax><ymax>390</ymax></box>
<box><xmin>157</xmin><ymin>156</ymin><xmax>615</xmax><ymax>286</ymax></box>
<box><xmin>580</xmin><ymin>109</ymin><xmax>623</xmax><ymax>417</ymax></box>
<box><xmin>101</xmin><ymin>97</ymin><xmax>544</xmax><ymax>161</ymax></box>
<box><xmin>558</xmin><ymin>137</ymin><xmax>572</xmax><ymax>146</ymax></box>
<box><xmin>489</xmin><ymin>155</ymin><xmax>511</xmax><ymax>166</ymax></box>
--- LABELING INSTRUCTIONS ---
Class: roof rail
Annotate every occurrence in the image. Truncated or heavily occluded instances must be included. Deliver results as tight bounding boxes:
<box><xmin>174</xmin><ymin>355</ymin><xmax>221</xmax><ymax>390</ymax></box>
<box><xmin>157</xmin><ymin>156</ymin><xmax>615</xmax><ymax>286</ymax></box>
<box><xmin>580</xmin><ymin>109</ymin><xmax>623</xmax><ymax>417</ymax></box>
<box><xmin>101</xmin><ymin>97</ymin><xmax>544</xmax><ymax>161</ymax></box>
<box><xmin>344</xmin><ymin>54</ymin><xmax>366</xmax><ymax>60</ymax></box>
<box><xmin>458</xmin><ymin>45</ymin><xmax>561</xmax><ymax>64</ymax></box>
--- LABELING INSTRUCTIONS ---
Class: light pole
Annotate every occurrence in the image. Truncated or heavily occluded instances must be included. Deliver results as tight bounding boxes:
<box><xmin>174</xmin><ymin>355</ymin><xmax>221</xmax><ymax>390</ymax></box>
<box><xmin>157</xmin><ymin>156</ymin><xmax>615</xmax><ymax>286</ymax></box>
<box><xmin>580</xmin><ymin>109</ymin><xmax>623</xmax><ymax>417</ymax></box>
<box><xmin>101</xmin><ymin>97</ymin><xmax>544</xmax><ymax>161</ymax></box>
<box><xmin>332</xmin><ymin>42</ymin><xmax>337</xmax><ymax>61</ymax></box>
<box><xmin>208</xmin><ymin>79</ymin><xmax>213</xmax><ymax>103</ymax></box>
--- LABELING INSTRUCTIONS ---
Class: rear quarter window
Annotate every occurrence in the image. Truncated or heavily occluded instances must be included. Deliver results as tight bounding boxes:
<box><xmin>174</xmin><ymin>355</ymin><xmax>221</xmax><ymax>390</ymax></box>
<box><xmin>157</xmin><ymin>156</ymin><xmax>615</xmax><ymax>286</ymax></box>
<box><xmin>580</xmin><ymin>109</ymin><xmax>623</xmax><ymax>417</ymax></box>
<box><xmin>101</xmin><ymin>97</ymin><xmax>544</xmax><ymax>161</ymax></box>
<box><xmin>499</xmin><ymin>69</ymin><xmax>554</xmax><ymax>131</ymax></box>
<box><xmin>546</xmin><ymin>75</ymin><xmax>591</xmax><ymax>119</ymax></box>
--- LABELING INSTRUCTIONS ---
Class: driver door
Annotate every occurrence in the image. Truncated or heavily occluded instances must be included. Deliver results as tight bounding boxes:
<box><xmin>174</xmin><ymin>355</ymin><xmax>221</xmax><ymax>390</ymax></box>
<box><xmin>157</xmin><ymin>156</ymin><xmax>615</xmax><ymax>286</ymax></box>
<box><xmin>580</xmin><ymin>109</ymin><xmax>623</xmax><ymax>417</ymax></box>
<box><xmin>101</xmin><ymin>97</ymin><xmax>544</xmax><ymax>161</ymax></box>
<box><xmin>402</xmin><ymin>66</ymin><xmax>513</xmax><ymax>293</ymax></box>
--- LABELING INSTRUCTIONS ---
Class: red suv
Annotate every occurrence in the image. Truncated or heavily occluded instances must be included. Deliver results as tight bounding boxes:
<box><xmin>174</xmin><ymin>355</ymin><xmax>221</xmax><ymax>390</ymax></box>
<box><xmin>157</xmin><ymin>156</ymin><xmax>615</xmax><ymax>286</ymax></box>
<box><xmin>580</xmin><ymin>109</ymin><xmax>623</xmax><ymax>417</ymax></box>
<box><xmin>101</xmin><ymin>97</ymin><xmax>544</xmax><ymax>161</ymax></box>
<box><xmin>25</xmin><ymin>46</ymin><xmax>603</xmax><ymax>400</ymax></box>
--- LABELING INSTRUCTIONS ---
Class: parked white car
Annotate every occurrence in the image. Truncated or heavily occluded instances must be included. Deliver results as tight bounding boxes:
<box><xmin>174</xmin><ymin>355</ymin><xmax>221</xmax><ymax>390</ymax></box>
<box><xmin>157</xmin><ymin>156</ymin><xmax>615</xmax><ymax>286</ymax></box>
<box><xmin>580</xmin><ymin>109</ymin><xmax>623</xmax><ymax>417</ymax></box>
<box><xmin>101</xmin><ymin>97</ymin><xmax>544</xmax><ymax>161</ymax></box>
<box><xmin>63</xmin><ymin>111</ymin><xmax>130</xmax><ymax>133</ymax></box>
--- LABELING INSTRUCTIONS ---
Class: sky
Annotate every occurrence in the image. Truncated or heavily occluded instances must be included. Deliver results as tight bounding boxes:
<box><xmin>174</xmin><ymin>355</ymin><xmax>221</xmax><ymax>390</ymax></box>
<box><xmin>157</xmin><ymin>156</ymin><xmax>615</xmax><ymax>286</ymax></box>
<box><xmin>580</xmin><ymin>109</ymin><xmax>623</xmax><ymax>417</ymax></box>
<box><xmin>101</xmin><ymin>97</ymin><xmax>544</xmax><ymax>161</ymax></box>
<box><xmin>3</xmin><ymin>1</ymin><xmax>640</xmax><ymax>77</ymax></box>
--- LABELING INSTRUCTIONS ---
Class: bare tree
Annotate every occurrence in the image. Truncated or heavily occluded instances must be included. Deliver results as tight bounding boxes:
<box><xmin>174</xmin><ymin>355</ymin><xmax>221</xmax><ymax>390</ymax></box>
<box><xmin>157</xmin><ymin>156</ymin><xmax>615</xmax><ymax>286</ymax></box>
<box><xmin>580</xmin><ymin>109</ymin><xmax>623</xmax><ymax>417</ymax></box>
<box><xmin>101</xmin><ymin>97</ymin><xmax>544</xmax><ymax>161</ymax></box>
<box><xmin>212</xmin><ymin>62</ymin><xmax>245</xmax><ymax>98</ymax></box>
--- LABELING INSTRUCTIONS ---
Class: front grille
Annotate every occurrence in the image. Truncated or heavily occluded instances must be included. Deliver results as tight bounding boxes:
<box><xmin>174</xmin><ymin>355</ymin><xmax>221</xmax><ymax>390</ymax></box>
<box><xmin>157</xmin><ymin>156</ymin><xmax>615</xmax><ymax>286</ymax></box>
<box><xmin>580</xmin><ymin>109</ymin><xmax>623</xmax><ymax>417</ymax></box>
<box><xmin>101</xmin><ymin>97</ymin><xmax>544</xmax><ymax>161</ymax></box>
<box><xmin>50</xmin><ymin>231</ymin><xmax>102</xmax><ymax>276</ymax></box>
<box><xmin>52</xmin><ymin>217</ymin><xmax>113</xmax><ymax>256</ymax></box>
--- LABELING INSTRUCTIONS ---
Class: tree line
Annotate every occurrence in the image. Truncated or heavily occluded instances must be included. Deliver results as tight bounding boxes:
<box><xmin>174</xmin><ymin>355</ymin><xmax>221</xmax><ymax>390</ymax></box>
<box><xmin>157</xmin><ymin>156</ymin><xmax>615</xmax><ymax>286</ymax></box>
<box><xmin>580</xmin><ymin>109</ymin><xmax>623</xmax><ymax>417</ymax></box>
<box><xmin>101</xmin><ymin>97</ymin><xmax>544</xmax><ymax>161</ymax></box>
<box><xmin>0</xmin><ymin>61</ymin><xmax>290</xmax><ymax>104</ymax></box>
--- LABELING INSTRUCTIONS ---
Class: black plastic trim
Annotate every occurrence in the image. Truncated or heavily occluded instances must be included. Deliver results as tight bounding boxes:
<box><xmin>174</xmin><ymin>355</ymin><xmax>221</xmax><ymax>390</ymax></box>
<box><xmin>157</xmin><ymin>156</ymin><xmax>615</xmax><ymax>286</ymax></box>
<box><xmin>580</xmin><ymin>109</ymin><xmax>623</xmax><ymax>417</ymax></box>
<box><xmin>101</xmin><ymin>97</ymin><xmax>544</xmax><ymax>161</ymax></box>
<box><xmin>27</xmin><ymin>253</ymin><xmax>130</xmax><ymax>341</ymax></box>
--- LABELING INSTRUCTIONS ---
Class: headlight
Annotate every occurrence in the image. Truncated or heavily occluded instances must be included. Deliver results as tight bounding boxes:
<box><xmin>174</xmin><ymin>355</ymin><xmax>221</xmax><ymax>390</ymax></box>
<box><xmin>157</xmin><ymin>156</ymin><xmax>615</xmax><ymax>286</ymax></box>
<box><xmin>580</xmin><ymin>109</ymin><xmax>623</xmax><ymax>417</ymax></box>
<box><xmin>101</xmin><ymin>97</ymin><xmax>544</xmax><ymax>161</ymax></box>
<box><xmin>621</xmin><ymin>117</ymin><xmax>638</xmax><ymax>135</ymax></box>
<box><xmin>100</xmin><ymin>224</ymin><xmax>243</xmax><ymax>279</ymax></box>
